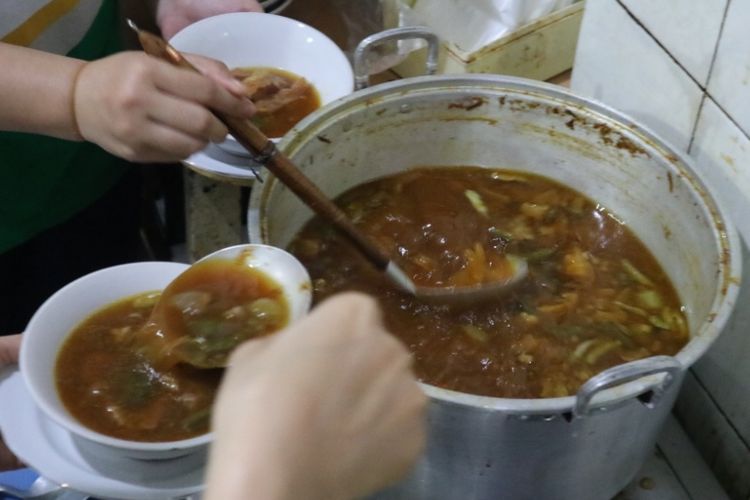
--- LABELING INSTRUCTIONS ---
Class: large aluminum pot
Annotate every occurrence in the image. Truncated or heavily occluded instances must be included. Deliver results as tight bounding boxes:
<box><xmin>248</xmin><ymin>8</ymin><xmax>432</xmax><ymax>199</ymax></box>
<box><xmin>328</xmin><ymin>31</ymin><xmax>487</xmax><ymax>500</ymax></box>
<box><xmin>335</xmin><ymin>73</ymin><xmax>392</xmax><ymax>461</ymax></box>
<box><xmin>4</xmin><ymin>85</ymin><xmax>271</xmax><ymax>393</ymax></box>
<box><xmin>247</xmin><ymin>75</ymin><xmax>741</xmax><ymax>500</ymax></box>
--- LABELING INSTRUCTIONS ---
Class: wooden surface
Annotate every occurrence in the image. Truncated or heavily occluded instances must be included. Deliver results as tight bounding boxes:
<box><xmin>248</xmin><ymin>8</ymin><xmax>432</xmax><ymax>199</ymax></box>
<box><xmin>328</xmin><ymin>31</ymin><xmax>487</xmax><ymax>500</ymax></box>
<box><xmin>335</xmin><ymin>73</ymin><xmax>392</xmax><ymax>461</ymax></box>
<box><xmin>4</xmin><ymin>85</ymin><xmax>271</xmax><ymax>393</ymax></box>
<box><xmin>548</xmin><ymin>69</ymin><xmax>573</xmax><ymax>87</ymax></box>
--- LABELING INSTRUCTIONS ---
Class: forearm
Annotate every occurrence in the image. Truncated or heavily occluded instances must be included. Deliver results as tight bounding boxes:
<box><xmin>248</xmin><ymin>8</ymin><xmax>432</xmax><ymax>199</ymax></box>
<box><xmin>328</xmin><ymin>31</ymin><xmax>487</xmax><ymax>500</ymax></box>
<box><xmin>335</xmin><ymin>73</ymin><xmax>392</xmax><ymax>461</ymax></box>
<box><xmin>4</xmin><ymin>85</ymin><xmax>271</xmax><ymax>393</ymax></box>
<box><xmin>204</xmin><ymin>437</ymin><xmax>296</xmax><ymax>500</ymax></box>
<box><xmin>0</xmin><ymin>43</ymin><xmax>84</xmax><ymax>140</ymax></box>
<box><xmin>203</xmin><ymin>384</ymin><xmax>333</xmax><ymax>500</ymax></box>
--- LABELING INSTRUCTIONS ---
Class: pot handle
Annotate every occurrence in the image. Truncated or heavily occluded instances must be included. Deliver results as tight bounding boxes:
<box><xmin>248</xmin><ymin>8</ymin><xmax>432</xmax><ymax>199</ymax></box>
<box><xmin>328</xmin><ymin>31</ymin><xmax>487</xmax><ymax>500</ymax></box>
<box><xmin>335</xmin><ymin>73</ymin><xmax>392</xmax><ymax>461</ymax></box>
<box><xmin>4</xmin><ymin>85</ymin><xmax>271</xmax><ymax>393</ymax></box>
<box><xmin>353</xmin><ymin>27</ymin><xmax>440</xmax><ymax>90</ymax></box>
<box><xmin>573</xmin><ymin>355</ymin><xmax>683</xmax><ymax>418</ymax></box>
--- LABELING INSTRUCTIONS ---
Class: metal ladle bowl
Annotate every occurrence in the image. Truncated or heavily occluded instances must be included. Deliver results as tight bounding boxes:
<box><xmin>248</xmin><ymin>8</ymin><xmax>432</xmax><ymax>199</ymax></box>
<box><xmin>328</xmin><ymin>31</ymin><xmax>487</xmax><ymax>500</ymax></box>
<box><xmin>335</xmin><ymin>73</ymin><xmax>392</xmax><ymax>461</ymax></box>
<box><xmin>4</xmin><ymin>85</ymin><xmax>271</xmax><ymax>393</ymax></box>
<box><xmin>142</xmin><ymin>244</ymin><xmax>312</xmax><ymax>369</ymax></box>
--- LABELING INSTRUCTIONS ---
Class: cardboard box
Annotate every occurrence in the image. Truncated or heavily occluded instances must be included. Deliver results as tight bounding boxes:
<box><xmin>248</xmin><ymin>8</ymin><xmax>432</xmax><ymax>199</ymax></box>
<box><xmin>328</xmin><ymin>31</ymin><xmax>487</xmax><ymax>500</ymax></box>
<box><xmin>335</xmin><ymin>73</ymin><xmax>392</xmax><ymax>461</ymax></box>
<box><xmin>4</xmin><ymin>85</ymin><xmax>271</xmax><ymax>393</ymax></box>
<box><xmin>388</xmin><ymin>1</ymin><xmax>585</xmax><ymax>81</ymax></box>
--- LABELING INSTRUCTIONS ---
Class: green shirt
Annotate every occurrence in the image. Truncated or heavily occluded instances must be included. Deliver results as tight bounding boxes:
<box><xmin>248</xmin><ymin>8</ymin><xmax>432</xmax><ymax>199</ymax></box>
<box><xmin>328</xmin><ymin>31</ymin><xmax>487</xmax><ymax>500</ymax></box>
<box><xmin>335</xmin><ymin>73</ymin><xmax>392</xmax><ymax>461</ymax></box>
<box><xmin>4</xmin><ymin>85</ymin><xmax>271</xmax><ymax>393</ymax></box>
<box><xmin>0</xmin><ymin>0</ymin><xmax>128</xmax><ymax>253</ymax></box>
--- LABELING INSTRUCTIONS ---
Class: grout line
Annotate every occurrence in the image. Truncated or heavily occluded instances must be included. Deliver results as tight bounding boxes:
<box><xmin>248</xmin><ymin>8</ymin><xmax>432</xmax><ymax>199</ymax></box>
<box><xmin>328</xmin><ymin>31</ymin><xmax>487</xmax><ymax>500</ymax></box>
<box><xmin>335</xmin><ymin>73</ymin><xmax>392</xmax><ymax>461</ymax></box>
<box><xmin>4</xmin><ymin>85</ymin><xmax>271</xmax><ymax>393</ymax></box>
<box><xmin>689</xmin><ymin>0</ymin><xmax>731</xmax><ymax>154</ymax></box>
<box><xmin>687</xmin><ymin>94</ymin><xmax>707</xmax><ymax>154</ymax></box>
<box><xmin>658</xmin><ymin>414</ymin><xmax>732</xmax><ymax>500</ymax></box>
<box><xmin>704</xmin><ymin>0</ymin><xmax>732</xmax><ymax>91</ymax></box>
<box><xmin>656</xmin><ymin>442</ymin><xmax>696</xmax><ymax>500</ymax></box>
<box><xmin>614</xmin><ymin>0</ymin><xmax>706</xmax><ymax>90</ymax></box>
<box><xmin>691</xmin><ymin>93</ymin><xmax>750</xmax><ymax>150</ymax></box>
<box><xmin>615</xmin><ymin>0</ymin><xmax>750</xmax><ymax>148</ymax></box>
<box><xmin>703</xmin><ymin>94</ymin><xmax>750</xmax><ymax>143</ymax></box>
<box><xmin>689</xmin><ymin>368</ymin><xmax>750</xmax><ymax>452</ymax></box>
<box><xmin>689</xmin><ymin>94</ymin><xmax>750</xmax><ymax>155</ymax></box>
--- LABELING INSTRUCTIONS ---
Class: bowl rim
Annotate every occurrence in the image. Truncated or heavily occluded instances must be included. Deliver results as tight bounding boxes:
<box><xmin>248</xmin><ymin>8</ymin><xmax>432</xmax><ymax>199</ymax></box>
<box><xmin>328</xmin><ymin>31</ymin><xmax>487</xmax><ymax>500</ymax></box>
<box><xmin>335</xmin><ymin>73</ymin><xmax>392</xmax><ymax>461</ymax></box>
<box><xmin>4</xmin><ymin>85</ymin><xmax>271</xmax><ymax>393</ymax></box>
<box><xmin>19</xmin><ymin>261</ymin><xmax>213</xmax><ymax>452</ymax></box>
<box><xmin>168</xmin><ymin>11</ymin><xmax>353</xmax><ymax>79</ymax></box>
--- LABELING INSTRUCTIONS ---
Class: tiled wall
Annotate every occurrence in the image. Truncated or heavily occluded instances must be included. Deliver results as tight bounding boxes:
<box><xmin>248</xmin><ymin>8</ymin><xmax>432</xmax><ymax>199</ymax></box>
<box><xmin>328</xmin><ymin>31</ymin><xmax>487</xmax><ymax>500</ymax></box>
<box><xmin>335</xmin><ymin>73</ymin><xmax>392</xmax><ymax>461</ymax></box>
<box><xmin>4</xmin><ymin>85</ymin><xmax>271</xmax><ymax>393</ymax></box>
<box><xmin>571</xmin><ymin>1</ymin><xmax>750</xmax><ymax>498</ymax></box>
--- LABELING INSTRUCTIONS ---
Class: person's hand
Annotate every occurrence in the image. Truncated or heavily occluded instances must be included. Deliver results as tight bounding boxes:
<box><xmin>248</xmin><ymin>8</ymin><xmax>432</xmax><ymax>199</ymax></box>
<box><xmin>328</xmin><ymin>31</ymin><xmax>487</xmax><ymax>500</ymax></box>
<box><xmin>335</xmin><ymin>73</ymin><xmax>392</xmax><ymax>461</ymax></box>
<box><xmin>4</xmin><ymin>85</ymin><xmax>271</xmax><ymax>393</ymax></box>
<box><xmin>0</xmin><ymin>334</ymin><xmax>21</xmax><ymax>367</ymax></box>
<box><xmin>157</xmin><ymin>0</ymin><xmax>264</xmax><ymax>40</ymax></box>
<box><xmin>73</xmin><ymin>51</ymin><xmax>255</xmax><ymax>163</ymax></box>
<box><xmin>0</xmin><ymin>334</ymin><xmax>24</xmax><ymax>471</ymax></box>
<box><xmin>205</xmin><ymin>293</ymin><xmax>427</xmax><ymax>500</ymax></box>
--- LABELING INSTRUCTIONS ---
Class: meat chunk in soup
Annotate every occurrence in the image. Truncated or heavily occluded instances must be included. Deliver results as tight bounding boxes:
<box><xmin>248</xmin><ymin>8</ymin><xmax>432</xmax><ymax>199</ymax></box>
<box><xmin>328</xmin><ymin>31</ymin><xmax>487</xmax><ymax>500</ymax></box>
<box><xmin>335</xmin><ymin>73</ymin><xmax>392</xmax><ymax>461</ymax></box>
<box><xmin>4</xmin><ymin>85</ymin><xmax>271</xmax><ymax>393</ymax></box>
<box><xmin>231</xmin><ymin>66</ymin><xmax>320</xmax><ymax>137</ymax></box>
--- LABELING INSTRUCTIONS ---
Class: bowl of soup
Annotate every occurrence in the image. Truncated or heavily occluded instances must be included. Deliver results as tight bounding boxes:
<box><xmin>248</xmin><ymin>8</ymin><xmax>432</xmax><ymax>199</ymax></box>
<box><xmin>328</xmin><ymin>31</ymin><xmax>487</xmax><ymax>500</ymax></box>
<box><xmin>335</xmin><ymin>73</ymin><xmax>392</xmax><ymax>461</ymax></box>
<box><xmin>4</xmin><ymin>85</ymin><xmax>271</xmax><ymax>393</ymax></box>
<box><xmin>20</xmin><ymin>248</ymin><xmax>311</xmax><ymax>460</ymax></box>
<box><xmin>169</xmin><ymin>12</ymin><xmax>354</xmax><ymax>157</ymax></box>
<box><xmin>247</xmin><ymin>75</ymin><xmax>741</xmax><ymax>499</ymax></box>
<box><xmin>20</xmin><ymin>262</ymin><xmax>202</xmax><ymax>460</ymax></box>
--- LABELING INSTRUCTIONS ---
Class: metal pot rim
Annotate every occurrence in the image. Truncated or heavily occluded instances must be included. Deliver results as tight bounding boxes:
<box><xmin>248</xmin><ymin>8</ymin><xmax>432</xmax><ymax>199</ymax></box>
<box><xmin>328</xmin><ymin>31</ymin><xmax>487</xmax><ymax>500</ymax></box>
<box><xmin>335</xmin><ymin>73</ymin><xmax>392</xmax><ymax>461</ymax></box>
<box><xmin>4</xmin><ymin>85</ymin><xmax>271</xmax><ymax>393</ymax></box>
<box><xmin>250</xmin><ymin>74</ymin><xmax>742</xmax><ymax>413</ymax></box>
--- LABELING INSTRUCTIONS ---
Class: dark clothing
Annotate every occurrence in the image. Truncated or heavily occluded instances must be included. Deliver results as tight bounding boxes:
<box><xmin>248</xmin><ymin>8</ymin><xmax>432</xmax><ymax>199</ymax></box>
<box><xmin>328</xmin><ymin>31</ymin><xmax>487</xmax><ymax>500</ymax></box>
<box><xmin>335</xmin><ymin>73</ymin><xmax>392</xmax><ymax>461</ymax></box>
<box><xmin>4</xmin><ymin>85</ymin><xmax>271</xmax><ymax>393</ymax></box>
<box><xmin>0</xmin><ymin>170</ymin><xmax>144</xmax><ymax>333</ymax></box>
<box><xmin>0</xmin><ymin>0</ymin><xmax>151</xmax><ymax>334</ymax></box>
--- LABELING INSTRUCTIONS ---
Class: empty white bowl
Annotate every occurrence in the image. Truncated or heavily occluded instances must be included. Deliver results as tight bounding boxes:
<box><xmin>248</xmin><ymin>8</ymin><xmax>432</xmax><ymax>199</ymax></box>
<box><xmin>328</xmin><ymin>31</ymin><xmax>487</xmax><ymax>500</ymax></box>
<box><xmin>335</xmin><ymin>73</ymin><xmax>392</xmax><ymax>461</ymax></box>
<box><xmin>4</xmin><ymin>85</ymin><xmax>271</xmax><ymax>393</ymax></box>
<box><xmin>170</xmin><ymin>12</ymin><xmax>354</xmax><ymax>157</ymax></box>
<box><xmin>20</xmin><ymin>246</ymin><xmax>311</xmax><ymax>460</ymax></box>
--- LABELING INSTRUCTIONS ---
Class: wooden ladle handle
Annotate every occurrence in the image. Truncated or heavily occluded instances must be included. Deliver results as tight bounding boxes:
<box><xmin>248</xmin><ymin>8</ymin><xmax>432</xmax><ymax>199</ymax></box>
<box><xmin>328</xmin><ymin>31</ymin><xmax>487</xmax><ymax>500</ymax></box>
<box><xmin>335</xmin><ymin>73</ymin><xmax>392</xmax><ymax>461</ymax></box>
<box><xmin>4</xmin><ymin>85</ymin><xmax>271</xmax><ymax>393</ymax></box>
<box><xmin>134</xmin><ymin>26</ymin><xmax>391</xmax><ymax>270</ymax></box>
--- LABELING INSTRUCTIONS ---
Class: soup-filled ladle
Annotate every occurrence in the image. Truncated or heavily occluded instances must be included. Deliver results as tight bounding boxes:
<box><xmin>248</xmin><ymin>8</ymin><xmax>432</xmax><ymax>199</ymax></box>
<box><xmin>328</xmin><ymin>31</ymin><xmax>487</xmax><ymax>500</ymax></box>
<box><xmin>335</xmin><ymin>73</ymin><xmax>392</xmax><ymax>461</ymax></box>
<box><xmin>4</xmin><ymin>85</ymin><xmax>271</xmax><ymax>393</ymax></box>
<box><xmin>139</xmin><ymin>244</ymin><xmax>312</xmax><ymax>369</ymax></box>
<box><xmin>128</xmin><ymin>21</ymin><xmax>528</xmax><ymax>303</ymax></box>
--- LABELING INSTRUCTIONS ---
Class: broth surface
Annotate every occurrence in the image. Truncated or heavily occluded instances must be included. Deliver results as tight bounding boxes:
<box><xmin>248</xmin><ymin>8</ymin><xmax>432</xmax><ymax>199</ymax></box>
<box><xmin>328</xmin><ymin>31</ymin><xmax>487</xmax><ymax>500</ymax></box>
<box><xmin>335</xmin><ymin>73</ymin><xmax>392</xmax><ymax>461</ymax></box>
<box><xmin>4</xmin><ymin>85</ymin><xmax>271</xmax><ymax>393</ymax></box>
<box><xmin>56</xmin><ymin>260</ymin><xmax>290</xmax><ymax>441</ymax></box>
<box><xmin>56</xmin><ymin>291</ymin><xmax>222</xmax><ymax>441</ymax></box>
<box><xmin>152</xmin><ymin>258</ymin><xmax>289</xmax><ymax>368</ymax></box>
<box><xmin>289</xmin><ymin>167</ymin><xmax>689</xmax><ymax>398</ymax></box>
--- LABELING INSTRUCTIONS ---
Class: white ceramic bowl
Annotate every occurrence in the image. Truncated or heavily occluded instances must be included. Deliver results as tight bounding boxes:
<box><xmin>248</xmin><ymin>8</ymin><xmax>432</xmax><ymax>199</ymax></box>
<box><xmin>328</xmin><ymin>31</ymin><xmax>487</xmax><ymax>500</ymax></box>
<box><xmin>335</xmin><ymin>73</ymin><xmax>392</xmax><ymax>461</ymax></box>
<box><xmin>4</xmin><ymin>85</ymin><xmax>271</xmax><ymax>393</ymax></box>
<box><xmin>170</xmin><ymin>12</ymin><xmax>354</xmax><ymax>157</ymax></box>
<box><xmin>20</xmin><ymin>248</ymin><xmax>311</xmax><ymax>460</ymax></box>
<box><xmin>20</xmin><ymin>262</ymin><xmax>198</xmax><ymax>460</ymax></box>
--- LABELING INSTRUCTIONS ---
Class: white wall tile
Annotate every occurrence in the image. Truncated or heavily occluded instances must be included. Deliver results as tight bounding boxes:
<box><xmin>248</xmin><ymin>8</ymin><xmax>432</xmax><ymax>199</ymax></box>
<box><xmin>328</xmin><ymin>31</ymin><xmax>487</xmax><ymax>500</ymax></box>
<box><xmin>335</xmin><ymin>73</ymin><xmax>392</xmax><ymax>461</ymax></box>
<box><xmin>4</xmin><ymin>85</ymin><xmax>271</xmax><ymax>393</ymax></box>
<box><xmin>656</xmin><ymin>416</ymin><xmax>730</xmax><ymax>500</ymax></box>
<box><xmin>620</xmin><ymin>0</ymin><xmax>727</xmax><ymax>86</ymax></box>
<box><xmin>572</xmin><ymin>0</ymin><xmax>750</xmax><ymax>490</ymax></box>
<box><xmin>675</xmin><ymin>372</ymin><xmax>750</xmax><ymax>500</ymax></box>
<box><xmin>571</xmin><ymin>0</ymin><xmax>703</xmax><ymax>151</ymax></box>
<box><xmin>688</xmin><ymin>240</ymin><xmax>750</xmax><ymax>455</ymax></box>
<box><xmin>690</xmin><ymin>97</ymin><xmax>750</xmax><ymax>243</ymax></box>
<box><xmin>688</xmin><ymin>95</ymin><xmax>750</xmax><ymax>461</ymax></box>
<box><xmin>708</xmin><ymin>0</ymin><xmax>750</xmax><ymax>135</ymax></box>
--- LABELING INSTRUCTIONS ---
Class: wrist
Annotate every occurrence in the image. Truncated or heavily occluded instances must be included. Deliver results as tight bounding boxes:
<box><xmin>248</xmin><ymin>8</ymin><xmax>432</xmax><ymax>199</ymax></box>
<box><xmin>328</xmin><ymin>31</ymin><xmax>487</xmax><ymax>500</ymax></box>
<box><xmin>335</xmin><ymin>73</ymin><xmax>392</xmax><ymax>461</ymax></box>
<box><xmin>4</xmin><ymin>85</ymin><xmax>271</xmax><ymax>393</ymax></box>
<box><xmin>69</xmin><ymin>62</ymin><xmax>87</xmax><ymax>141</ymax></box>
<box><xmin>47</xmin><ymin>56</ymin><xmax>86</xmax><ymax>141</ymax></box>
<box><xmin>204</xmin><ymin>398</ymin><xmax>336</xmax><ymax>500</ymax></box>
<box><xmin>0</xmin><ymin>44</ymin><xmax>87</xmax><ymax>140</ymax></box>
<box><xmin>204</xmin><ymin>436</ymin><xmax>295</xmax><ymax>500</ymax></box>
